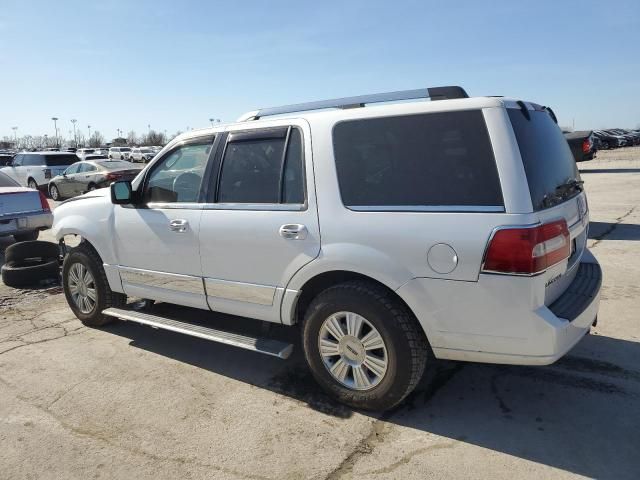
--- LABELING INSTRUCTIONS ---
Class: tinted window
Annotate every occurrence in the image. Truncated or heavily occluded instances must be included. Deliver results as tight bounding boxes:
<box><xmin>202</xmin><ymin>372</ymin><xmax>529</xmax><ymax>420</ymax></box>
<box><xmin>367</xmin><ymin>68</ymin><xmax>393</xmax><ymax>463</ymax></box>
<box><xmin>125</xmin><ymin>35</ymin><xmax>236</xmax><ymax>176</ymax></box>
<box><xmin>217</xmin><ymin>127</ymin><xmax>305</xmax><ymax>204</ymax></box>
<box><xmin>45</xmin><ymin>154</ymin><xmax>79</xmax><ymax>166</ymax></box>
<box><xmin>333</xmin><ymin>111</ymin><xmax>503</xmax><ymax>208</ymax></box>
<box><xmin>25</xmin><ymin>154</ymin><xmax>45</xmax><ymax>166</ymax></box>
<box><xmin>283</xmin><ymin>128</ymin><xmax>304</xmax><ymax>204</ymax></box>
<box><xmin>12</xmin><ymin>155</ymin><xmax>23</xmax><ymax>166</ymax></box>
<box><xmin>0</xmin><ymin>171</ymin><xmax>19</xmax><ymax>187</ymax></box>
<box><xmin>144</xmin><ymin>140</ymin><xmax>213</xmax><ymax>203</ymax></box>
<box><xmin>508</xmin><ymin>109</ymin><xmax>580</xmax><ymax>211</ymax></box>
<box><xmin>218</xmin><ymin>137</ymin><xmax>285</xmax><ymax>203</ymax></box>
<box><xmin>97</xmin><ymin>160</ymin><xmax>133</xmax><ymax>170</ymax></box>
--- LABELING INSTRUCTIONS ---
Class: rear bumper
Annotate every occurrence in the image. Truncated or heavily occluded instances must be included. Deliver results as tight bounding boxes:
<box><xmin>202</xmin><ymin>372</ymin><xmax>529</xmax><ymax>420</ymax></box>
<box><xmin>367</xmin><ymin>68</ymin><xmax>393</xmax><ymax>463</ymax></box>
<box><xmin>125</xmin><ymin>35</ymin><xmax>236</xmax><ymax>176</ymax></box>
<box><xmin>397</xmin><ymin>250</ymin><xmax>601</xmax><ymax>366</ymax></box>
<box><xmin>0</xmin><ymin>211</ymin><xmax>53</xmax><ymax>236</ymax></box>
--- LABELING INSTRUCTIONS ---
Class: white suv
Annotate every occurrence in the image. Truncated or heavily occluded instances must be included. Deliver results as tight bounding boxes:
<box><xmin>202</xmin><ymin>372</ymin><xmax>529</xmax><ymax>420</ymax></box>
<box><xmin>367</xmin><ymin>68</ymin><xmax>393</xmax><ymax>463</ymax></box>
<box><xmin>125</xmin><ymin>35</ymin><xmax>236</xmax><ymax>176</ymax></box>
<box><xmin>52</xmin><ymin>86</ymin><xmax>601</xmax><ymax>410</ymax></box>
<box><xmin>0</xmin><ymin>151</ymin><xmax>80</xmax><ymax>191</ymax></box>
<box><xmin>108</xmin><ymin>147</ymin><xmax>132</xmax><ymax>160</ymax></box>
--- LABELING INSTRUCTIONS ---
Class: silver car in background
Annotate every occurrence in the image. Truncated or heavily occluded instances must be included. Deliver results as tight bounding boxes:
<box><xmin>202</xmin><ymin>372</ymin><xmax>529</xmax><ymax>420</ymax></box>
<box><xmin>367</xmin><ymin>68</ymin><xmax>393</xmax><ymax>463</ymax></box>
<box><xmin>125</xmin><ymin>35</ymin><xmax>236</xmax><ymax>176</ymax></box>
<box><xmin>0</xmin><ymin>171</ymin><xmax>52</xmax><ymax>241</ymax></box>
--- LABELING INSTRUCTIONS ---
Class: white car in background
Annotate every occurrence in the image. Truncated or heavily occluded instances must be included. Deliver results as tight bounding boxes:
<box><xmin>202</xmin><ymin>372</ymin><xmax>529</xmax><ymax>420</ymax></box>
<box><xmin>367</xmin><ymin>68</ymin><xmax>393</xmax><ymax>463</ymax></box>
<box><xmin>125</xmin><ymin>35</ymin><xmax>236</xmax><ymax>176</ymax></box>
<box><xmin>0</xmin><ymin>151</ymin><xmax>79</xmax><ymax>191</ymax></box>
<box><xmin>76</xmin><ymin>148</ymin><xmax>96</xmax><ymax>159</ymax></box>
<box><xmin>129</xmin><ymin>147</ymin><xmax>157</xmax><ymax>163</ymax></box>
<box><xmin>108</xmin><ymin>147</ymin><xmax>132</xmax><ymax>160</ymax></box>
<box><xmin>0</xmin><ymin>171</ymin><xmax>52</xmax><ymax>241</ymax></box>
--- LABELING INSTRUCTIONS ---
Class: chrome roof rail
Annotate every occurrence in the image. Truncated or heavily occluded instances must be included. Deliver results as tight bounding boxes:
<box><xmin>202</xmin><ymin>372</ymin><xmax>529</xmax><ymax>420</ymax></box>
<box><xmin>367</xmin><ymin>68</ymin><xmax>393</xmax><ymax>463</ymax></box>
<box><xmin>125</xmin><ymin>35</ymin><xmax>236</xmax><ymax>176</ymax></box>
<box><xmin>237</xmin><ymin>86</ymin><xmax>468</xmax><ymax>121</ymax></box>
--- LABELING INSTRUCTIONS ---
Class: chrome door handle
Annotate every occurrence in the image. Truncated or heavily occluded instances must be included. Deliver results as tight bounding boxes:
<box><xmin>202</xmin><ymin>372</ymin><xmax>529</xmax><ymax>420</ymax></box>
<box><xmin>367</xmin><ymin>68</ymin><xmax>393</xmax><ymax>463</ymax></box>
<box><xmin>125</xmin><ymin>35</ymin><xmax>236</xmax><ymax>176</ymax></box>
<box><xmin>279</xmin><ymin>224</ymin><xmax>307</xmax><ymax>240</ymax></box>
<box><xmin>169</xmin><ymin>219</ymin><xmax>189</xmax><ymax>233</ymax></box>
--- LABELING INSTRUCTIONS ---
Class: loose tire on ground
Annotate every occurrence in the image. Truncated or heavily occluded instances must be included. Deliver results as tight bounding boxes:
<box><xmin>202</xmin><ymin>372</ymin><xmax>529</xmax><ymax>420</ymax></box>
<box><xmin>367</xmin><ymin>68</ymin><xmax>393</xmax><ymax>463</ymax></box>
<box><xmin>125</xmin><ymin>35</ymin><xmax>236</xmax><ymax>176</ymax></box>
<box><xmin>13</xmin><ymin>230</ymin><xmax>40</xmax><ymax>242</ymax></box>
<box><xmin>62</xmin><ymin>242</ymin><xmax>126</xmax><ymax>326</ymax></box>
<box><xmin>1</xmin><ymin>258</ymin><xmax>59</xmax><ymax>287</ymax></box>
<box><xmin>301</xmin><ymin>280</ymin><xmax>429</xmax><ymax>411</ymax></box>
<box><xmin>5</xmin><ymin>240</ymin><xmax>58</xmax><ymax>264</ymax></box>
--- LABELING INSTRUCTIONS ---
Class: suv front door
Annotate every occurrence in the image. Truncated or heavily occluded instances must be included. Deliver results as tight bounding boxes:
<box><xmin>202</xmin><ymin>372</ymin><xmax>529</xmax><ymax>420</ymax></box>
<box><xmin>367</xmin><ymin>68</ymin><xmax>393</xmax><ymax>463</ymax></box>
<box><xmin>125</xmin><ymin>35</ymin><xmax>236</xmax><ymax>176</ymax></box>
<box><xmin>198</xmin><ymin>121</ymin><xmax>320</xmax><ymax>323</ymax></box>
<box><xmin>113</xmin><ymin>136</ymin><xmax>215</xmax><ymax>309</ymax></box>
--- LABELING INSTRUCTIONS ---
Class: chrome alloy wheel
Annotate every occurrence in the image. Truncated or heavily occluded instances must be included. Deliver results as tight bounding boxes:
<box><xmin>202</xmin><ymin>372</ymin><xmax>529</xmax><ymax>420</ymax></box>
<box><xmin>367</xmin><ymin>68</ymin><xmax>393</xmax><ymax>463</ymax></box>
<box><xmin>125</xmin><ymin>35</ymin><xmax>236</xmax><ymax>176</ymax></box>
<box><xmin>318</xmin><ymin>311</ymin><xmax>388</xmax><ymax>391</ymax></box>
<box><xmin>67</xmin><ymin>263</ymin><xmax>97</xmax><ymax>314</ymax></box>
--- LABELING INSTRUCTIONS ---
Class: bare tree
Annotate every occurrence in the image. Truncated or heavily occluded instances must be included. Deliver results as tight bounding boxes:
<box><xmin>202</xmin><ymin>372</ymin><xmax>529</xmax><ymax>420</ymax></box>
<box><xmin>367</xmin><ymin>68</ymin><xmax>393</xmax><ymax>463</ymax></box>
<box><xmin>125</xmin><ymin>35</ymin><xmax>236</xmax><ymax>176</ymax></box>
<box><xmin>88</xmin><ymin>131</ymin><xmax>104</xmax><ymax>147</ymax></box>
<box><xmin>141</xmin><ymin>129</ymin><xmax>166</xmax><ymax>146</ymax></box>
<box><xmin>126</xmin><ymin>130</ymin><xmax>138</xmax><ymax>146</ymax></box>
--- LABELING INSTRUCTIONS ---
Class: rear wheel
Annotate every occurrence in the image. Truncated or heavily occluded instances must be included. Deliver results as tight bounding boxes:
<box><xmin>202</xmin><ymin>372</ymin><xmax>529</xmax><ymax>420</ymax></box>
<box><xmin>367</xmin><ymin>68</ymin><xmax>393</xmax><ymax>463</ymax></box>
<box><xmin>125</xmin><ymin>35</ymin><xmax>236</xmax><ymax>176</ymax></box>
<box><xmin>27</xmin><ymin>178</ymin><xmax>38</xmax><ymax>190</ymax></box>
<box><xmin>302</xmin><ymin>280</ymin><xmax>429</xmax><ymax>411</ymax></box>
<box><xmin>88</xmin><ymin>183</ymin><xmax>97</xmax><ymax>191</ymax></box>
<box><xmin>62</xmin><ymin>243</ymin><xmax>126</xmax><ymax>326</ymax></box>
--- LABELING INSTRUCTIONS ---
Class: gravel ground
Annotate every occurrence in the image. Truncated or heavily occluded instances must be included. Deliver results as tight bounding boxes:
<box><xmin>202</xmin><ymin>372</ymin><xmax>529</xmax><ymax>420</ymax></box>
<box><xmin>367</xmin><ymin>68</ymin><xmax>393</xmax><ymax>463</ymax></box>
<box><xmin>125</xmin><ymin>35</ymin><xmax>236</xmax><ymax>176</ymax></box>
<box><xmin>1</xmin><ymin>147</ymin><xmax>639</xmax><ymax>479</ymax></box>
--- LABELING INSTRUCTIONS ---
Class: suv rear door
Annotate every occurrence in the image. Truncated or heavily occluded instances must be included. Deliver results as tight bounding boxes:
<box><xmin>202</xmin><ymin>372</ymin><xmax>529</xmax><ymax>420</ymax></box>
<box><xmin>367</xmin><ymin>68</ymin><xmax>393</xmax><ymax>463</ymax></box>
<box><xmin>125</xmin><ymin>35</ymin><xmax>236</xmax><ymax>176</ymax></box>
<box><xmin>507</xmin><ymin>106</ymin><xmax>589</xmax><ymax>304</ymax></box>
<box><xmin>198</xmin><ymin>120</ymin><xmax>320</xmax><ymax>323</ymax></box>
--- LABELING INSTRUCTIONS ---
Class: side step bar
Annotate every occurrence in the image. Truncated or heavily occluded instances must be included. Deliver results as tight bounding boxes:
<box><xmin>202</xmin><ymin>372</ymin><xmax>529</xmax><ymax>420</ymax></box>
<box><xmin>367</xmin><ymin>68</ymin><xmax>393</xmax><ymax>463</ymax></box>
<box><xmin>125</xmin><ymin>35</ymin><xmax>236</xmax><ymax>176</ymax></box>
<box><xmin>102</xmin><ymin>307</ymin><xmax>293</xmax><ymax>359</ymax></box>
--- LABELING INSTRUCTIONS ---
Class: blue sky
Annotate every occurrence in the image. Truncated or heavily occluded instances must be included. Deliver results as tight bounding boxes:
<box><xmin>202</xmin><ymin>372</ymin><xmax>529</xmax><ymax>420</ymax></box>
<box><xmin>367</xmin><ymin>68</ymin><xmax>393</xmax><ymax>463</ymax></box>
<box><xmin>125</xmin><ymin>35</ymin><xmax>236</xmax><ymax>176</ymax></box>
<box><xmin>1</xmin><ymin>0</ymin><xmax>639</xmax><ymax>141</ymax></box>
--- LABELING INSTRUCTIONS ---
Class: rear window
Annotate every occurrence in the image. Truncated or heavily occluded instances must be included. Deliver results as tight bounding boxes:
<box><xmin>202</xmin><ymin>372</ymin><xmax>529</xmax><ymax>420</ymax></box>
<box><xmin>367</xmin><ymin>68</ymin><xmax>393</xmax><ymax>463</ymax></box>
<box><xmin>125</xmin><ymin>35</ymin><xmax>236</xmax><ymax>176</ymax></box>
<box><xmin>332</xmin><ymin>110</ymin><xmax>503</xmax><ymax>209</ymax></box>
<box><xmin>45</xmin><ymin>154</ymin><xmax>79</xmax><ymax>166</ymax></box>
<box><xmin>508</xmin><ymin>109</ymin><xmax>580</xmax><ymax>211</ymax></box>
<box><xmin>120</xmin><ymin>147</ymin><xmax>131</xmax><ymax>152</ymax></box>
<box><xmin>97</xmin><ymin>160</ymin><xmax>134</xmax><ymax>170</ymax></box>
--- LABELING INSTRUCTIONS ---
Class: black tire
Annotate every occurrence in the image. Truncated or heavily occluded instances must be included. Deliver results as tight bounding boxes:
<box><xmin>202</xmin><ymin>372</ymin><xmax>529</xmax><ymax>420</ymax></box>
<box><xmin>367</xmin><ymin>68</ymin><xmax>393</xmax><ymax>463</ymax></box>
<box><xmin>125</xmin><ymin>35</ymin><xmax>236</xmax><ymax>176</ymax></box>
<box><xmin>5</xmin><ymin>240</ymin><xmax>58</xmax><ymax>263</ymax></box>
<box><xmin>27</xmin><ymin>178</ymin><xmax>38</xmax><ymax>190</ymax></box>
<box><xmin>62</xmin><ymin>242</ymin><xmax>126</xmax><ymax>326</ymax></box>
<box><xmin>302</xmin><ymin>280</ymin><xmax>429</xmax><ymax>411</ymax></box>
<box><xmin>87</xmin><ymin>183</ymin><xmax>97</xmax><ymax>191</ymax></box>
<box><xmin>49</xmin><ymin>183</ymin><xmax>62</xmax><ymax>201</ymax></box>
<box><xmin>1</xmin><ymin>258</ymin><xmax>59</xmax><ymax>287</ymax></box>
<box><xmin>13</xmin><ymin>230</ymin><xmax>40</xmax><ymax>242</ymax></box>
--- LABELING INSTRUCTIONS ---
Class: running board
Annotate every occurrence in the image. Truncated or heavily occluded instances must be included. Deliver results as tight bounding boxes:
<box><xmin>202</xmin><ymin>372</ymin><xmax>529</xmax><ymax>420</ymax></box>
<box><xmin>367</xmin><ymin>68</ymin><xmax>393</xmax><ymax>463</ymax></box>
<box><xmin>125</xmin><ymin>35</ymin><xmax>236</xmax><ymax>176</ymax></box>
<box><xmin>102</xmin><ymin>307</ymin><xmax>293</xmax><ymax>359</ymax></box>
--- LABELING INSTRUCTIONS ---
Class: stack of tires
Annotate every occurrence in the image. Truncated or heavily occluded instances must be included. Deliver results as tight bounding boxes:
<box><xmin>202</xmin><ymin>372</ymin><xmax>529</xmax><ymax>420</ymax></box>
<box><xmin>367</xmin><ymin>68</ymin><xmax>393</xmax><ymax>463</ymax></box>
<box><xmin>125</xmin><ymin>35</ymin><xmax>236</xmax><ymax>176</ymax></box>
<box><xmin>1</xmin><ymin>241</ymin><xmax>60</xmax><ymax>288</ymax></box>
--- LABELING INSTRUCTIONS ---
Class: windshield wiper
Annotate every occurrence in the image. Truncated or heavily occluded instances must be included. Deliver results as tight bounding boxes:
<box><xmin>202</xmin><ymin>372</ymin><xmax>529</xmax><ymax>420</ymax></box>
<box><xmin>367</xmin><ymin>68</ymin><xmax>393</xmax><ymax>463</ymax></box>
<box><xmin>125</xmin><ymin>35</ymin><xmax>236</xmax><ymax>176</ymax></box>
<box><xmin>555</xmin><ymin>178</ymin><xmax>584</xmax><ymax>196</ymax></box>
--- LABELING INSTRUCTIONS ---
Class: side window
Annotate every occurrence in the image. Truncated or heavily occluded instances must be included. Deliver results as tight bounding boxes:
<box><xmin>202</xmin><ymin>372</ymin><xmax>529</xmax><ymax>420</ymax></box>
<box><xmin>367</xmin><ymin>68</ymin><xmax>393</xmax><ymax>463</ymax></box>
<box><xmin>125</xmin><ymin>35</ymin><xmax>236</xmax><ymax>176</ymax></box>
<box><xmin>143</xmin><ymin>139</ymin><xmax>213</xmax><ymax>203</ymax></box>
<box><xmin>13</xmin><ymin>155</ymin><xmax>23</xmax><ymax>166</ymax></box>
<box><xmin>65</xmin><ymin>163</ymin><xmax>81</xmax><ymax>175</ymax></box>
<box><xmin>217</xmin><ymin>127</ymin><xmax>305</xmax><ymax>205</ymax></box>
<box><xmin>79</xmin><ymin>163</ymin><xmax>96</xmax><ymax>173</ymax></box>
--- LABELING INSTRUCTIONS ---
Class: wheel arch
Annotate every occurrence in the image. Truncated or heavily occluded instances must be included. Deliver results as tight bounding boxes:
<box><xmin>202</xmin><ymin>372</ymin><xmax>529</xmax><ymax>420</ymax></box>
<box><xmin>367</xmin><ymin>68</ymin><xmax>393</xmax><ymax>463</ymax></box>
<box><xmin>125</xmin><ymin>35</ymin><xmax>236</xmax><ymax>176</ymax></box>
<box><xmin>284</xmin><ymin>269</ymin><xmax>433</xmax><ymax>343</ymax></box>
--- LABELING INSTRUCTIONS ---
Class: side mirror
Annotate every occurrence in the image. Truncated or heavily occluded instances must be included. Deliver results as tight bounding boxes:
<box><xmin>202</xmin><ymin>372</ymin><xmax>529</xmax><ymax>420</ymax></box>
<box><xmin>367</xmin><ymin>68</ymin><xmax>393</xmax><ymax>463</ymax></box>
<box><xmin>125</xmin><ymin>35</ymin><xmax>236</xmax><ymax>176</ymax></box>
<box><xmin>111</xmin><ymin>180</ymin><xmax>133</xmax><ymax>205</ymax></box>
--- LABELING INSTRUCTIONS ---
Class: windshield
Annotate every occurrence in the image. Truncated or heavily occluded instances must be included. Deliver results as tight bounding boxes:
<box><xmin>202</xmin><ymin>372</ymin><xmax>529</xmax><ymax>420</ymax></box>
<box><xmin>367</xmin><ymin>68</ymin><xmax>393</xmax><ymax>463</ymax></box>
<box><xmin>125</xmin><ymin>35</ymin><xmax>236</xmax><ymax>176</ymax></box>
<box><xmin>141</xmin><ymin>148</ymin><xmax>153</xmax><ymax>153</ymax></box>
<box><xmin>120</xmin><ymin>147</ymin><xmax>132</xmax><ymax>152</ymax></box>
<box><xmin>508</xmin><ymin>109</ymin><xmax>580</xmax><ymax>211</ymax></box>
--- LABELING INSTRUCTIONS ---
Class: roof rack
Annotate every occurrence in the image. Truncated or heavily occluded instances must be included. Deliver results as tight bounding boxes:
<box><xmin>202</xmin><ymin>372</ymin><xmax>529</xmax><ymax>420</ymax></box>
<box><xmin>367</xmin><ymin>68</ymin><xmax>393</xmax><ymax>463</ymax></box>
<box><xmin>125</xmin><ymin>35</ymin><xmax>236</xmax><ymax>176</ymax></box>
<box><xmin>237</xmin><ymin>85</ymin><xmax>469</xmax><ymax>121</ymax></box>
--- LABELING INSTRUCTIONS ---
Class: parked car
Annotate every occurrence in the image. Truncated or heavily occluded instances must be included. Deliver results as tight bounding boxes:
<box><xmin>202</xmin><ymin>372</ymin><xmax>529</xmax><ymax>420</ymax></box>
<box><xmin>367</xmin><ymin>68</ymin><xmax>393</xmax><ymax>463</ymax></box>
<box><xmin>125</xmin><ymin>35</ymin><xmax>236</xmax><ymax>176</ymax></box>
<box><xmin>48</xmin><ymin>159</ymin><xmax>142</xmax><ymax>201</ymax></box>
<box><xmin>563</xmin><ymin>130</ymin><xmax>597</xmax><ymax>162</ymax></box>
<box><xmin>108</xmin><ymin>147</ymin><xmax>132</xmax><ymax>160</ymax></box>
<box><xmin>76</xmin><ymin>148</ymin><xmax>96</xmax><ymax>159</ymax></box>
<box><xmin>129</xmin><ymin>147</ymin><xmax>157</xmax><ymax>163</ymax></box>
<box><xmin>592</xmin><ymin>131</ymin><xmax>619</xmax><ymax>149</ymax></box>
<box><xmin>53</xmin><ymin>86</ymin><xmax>601</xmax><ymax>411</ymax></box>
<box><xmin>0</xmin><ymin>170</ymin><xmax>52</xmax><ymax>241</ymax></box>
<box><xmin>0</xmin><ymin>151</ymin><xmax>79</xmax><ymax>191</ymax></box>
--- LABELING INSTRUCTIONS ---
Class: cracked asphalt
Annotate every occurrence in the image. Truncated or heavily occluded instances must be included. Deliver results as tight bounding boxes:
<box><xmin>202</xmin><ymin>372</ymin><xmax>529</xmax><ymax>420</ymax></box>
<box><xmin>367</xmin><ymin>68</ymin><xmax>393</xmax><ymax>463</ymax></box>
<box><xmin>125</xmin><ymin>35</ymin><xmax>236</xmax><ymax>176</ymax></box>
<box><xmin>1</xmin><ymin>148</ymin><xmax>639</xmax><ymax>479</ymax></box>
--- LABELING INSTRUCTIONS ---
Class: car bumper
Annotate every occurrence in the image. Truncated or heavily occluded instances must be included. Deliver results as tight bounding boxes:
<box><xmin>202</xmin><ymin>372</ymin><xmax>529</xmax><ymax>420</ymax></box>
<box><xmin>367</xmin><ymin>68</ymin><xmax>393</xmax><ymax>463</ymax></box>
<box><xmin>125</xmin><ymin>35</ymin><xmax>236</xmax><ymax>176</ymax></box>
<box><xmin>397</xmin><ymin>249</ymin><xmax>601</xmax><ymax>366</ymax></box>
<box><xmin>0</xmin><ymin>211</ymin><xmax>53</xmax><ymax>237</ymax></box>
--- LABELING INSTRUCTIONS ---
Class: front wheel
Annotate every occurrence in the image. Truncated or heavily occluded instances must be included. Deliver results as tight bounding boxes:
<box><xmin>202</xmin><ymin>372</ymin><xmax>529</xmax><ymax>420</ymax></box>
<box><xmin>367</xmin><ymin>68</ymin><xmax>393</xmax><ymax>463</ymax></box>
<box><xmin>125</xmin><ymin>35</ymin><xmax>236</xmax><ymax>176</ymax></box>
<box><xmin>302</xmin><ymin>281</ymin><xmax>428</xmax><ymax>411</ymax></box>
<box><xmin>49</xmin><ymin>183</ymin><xmax>61</xmax><ymax>201</ymax></box>
<box><xmin>62</xmin><ymin>243</ymin><xmax>126</xmax><ymax>326</ymax></box>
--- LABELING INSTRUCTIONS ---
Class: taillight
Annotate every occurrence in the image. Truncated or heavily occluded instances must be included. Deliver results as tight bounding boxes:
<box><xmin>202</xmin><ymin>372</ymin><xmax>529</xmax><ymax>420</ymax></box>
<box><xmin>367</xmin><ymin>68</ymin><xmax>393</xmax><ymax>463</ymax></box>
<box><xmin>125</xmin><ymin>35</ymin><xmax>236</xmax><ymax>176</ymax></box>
<box><xmin>44</xmin><ymin>168</ymin><xmax>52</xmax><ymax>179</ymax></box>
<box><xmin>582</xmin><ymin>138</ymin><xmax>591</xmax><ymax>153</ymax></box>
<box><xmin>106</xmin><ymin>173</ymin><xmax>120</xmax><ymax>181</ymax></box>
<box><xmin>482</xmin><ymin>220</ymin><xmax>570</xmax><ymax>275</ymax></box>
<box><xmin>38</xmin><ymin>191</ymin><xmax>51</xmax><ymax>212</ymax></box>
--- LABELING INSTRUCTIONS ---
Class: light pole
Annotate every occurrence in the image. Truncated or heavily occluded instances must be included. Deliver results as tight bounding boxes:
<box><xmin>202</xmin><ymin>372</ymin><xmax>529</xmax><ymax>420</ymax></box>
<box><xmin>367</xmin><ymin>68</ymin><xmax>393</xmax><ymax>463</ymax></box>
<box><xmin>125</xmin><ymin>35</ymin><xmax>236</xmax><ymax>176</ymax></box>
<box><xmin>148</xmin><ymin>124</ymin><xmax>151</xmax><ymax>133</ymax></box>
<box><xmin>11</xmin><ymin>126</ymin><xmax>18</xmax><ymax>148</ymax></box>
<box><xmin>87</xmin><ymin>125</ymin><xmax>91</xmax><ymax>143</ymax></box>
<box><xmin>44</xmin><ymin>134</ymin><xmax>48</xmax><ymax>149</ymax></box>
<box><xmin>71</xmin><ymin>119</ymin><xmax>78</xmax><ymax>148</ymax></box>
<box><xmin>209</xmin><ymin>118</ymin><xmax>221</xmax><ymax>126</ymax></box>
<box><xmin>51</xmin><ymin>117</ymin><xmax>59</xmax><ymax>147</ymax></box>
<box><xmin>117</xmin><ymin>128</ymin><xmax>121</xmax><ymax>139</ymax></box>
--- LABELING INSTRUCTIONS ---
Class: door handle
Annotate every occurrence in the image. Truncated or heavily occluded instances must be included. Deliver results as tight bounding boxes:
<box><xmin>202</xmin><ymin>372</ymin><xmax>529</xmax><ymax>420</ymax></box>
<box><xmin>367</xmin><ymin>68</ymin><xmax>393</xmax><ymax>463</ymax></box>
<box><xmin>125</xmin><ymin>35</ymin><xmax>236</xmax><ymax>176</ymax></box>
<box><xmin>169</xmin><ymin>219</ymin><xmax>189</xmax><ymax>233</ymax></box>
<box><xmin>279</xmin><ymin>224</ymin><xmax>307</xmax><ymax>240</ymax></box>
